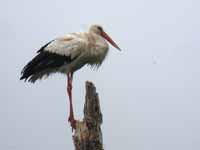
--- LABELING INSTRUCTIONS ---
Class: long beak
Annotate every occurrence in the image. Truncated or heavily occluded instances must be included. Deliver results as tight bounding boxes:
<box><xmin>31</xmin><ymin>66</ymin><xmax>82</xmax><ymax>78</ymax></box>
<box><xmin>100</xmin><ymin>31</ymin><xmax>121</xmax><ymax>51</ymax></box>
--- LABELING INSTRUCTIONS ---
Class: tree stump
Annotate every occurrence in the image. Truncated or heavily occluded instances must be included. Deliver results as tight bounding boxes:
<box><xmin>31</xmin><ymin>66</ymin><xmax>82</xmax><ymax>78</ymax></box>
<box><xmin>73</xmin><ymin>81</ymin><xmax>103</xmax><ymax>150</ymax></box>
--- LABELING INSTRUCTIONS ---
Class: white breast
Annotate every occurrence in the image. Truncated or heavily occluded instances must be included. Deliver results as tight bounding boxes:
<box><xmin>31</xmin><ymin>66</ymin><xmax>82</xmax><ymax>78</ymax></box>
<box><xmin>85</xmin><ymin>33</ymin><xmax>109</xmax><ymax>66</ymax></box>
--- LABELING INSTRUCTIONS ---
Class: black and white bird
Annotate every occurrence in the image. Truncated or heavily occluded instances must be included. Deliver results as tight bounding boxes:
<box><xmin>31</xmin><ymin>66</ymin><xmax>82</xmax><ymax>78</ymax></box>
<box><xmin>20</xmin><ymin>24</ymin><xmax>121</xmax><ymax>129</ymax></box>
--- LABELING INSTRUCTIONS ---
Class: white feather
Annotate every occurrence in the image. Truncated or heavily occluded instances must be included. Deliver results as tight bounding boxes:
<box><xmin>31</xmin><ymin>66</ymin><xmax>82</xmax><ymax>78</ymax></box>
<box><xmin>44</xmin><ymin>33</ymin><xmax>86</xmax><ymax>59</ymax></box>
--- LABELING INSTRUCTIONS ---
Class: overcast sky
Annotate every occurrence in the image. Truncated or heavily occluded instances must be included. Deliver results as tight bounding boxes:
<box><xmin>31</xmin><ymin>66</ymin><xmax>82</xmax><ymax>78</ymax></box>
<box><xmin>1</xmin><ymin>0</ymin><xmax>200</xmax><ymax>149</ymax></box>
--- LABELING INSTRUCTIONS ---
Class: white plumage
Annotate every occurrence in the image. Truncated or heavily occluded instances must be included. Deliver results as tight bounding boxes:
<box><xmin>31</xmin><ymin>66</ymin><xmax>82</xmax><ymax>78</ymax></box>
<box><xmin>20</xmin><ymin>24</ymin><xmax>121</xmax><ymax>129</ymax></box>
<box><xmin>44</xmin><ymin>31</ymin><xmax>109</xmax><ymax>72</ymax></box>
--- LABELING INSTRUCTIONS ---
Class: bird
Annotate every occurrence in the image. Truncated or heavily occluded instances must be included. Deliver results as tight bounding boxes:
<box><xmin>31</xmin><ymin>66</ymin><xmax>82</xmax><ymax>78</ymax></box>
<box><xmin>20</xmin><ymin>24</ymin><xmax>121</xmax><ymax>129</ymax></box>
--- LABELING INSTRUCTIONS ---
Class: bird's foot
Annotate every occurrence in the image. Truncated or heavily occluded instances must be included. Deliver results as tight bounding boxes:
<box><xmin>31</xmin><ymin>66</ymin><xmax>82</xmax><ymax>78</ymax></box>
<box><xmin>68</xmin><ymin>115</ymin><xmax>76</xmax><ymax>131</ymax></box>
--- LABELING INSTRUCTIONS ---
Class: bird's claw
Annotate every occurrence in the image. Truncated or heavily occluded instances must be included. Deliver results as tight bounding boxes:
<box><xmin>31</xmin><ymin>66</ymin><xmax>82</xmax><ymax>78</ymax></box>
<box><xmin>68</xmin><ymin>116</ymin><xmax>76</xmax><ymax>131</ymax></box>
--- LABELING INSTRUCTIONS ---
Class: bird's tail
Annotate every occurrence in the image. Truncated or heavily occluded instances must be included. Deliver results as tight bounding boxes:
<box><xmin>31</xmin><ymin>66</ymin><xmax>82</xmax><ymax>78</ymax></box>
<box><xmin>20</xmin><ymin>52</ymin><xmax>50</xmax><ymax>83</ymax></box>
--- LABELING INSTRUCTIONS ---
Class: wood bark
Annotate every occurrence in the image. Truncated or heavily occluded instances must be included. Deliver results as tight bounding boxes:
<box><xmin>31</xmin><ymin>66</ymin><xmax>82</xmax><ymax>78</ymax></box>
<box><xmin>73</xmin><ymin>81</ymin><xmax>103</xmax><ymax>150</ymax></box>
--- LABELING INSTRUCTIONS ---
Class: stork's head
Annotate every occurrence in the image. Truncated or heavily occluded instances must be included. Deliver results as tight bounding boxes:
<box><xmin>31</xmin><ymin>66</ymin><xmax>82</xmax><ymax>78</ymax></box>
<box><xmin>89</xmin><ymin>24</ymin><xmax>121</xmax><ymax>51</ymax></box>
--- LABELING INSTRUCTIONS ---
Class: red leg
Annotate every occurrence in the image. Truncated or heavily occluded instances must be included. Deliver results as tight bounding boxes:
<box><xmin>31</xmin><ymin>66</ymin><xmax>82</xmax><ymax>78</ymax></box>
<box><xmin>67</xmin><ymin>72</ymin><xmax>76</xmax><ymax>130</ymax></box>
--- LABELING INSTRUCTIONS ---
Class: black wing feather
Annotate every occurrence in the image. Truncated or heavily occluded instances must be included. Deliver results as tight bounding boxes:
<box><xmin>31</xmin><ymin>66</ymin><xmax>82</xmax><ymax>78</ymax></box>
<box><xmin>20</xmin><ymin>41</ymin><xmax>73</xmax><ymax>83</ymax></box>
<box><xmin>37</xmin><ymin>40</ymin><xmax>54</xmax><ymax>53</ymax></box>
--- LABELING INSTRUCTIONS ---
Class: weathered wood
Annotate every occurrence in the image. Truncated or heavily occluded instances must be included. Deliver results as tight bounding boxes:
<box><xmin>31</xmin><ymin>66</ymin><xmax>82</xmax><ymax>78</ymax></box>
<box><xmin>73</xmin><ymin>81</ymin><xmax>103</xmax><ymax>150</ymax></box>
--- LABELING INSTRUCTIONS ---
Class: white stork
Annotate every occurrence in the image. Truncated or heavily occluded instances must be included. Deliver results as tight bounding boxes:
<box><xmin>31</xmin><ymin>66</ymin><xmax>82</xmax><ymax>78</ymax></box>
<box><xmin>20</xmin><ymin>24</ymin><xmax>121</xmax><ymax>129</ymax></box>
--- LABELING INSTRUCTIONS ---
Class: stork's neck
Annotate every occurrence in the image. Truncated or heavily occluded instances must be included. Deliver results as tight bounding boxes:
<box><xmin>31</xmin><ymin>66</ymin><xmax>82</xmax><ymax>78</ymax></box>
<box><xmin>88</xmin><ymin>32</ymin><xmax>108</xmax><ymax>49</ymax></box>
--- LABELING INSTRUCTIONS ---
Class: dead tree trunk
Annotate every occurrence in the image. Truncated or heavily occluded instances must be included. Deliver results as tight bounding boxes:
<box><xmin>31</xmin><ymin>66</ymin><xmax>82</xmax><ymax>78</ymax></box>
<box><xmin>73</xmin><ymin>81</ymin><xmax>103</xmax><ymax>150</ymax></box>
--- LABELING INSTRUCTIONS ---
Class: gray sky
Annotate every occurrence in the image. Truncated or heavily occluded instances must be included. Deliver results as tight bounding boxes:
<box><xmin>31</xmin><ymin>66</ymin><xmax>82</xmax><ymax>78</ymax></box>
<box><xmin>1</xmin><ymin>0</ymin><xmax>200</xmax><ymax>149</ymax></box>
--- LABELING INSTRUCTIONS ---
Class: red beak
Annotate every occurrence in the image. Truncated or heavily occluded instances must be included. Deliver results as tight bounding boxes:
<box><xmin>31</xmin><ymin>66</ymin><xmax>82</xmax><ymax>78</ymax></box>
<box><xmin>100</xmin><ymin>31</ymin><xmax>121</xmax><ymax>51</ymax></box>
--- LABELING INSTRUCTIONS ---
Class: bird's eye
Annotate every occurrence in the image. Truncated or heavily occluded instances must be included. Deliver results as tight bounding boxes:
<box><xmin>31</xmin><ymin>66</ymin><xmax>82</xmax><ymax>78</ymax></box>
<box><xmin>97</xmin><ymin>26</ymin><xmax>103</xmax><ymax>31</ymax></box>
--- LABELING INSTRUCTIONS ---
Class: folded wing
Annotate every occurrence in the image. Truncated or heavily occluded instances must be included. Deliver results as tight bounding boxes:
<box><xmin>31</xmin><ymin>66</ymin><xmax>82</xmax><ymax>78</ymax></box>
<box><xmin>20</xmin><ymin>35</ymin><xmax>86</xmax><ymax>83</ymax></box>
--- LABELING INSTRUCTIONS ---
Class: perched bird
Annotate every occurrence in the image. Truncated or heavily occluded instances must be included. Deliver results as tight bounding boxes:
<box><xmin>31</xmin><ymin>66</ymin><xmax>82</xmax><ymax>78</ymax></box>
<box><xmin>20</xmin><ymin>24</ymin><xmax>121</xmax><ymax>129</ymax></box>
